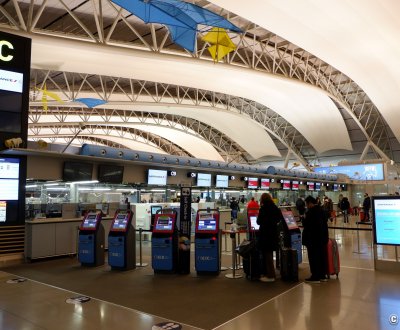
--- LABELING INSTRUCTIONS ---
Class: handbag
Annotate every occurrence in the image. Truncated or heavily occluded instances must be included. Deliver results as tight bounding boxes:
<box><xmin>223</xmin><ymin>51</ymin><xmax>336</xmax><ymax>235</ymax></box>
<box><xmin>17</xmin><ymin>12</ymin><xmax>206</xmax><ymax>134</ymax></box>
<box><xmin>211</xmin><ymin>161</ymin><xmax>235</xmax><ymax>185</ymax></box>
<box><xmin>236</xmin><ymin>239</ymin><xmax>256</xmax><ymax>259</ymax></box>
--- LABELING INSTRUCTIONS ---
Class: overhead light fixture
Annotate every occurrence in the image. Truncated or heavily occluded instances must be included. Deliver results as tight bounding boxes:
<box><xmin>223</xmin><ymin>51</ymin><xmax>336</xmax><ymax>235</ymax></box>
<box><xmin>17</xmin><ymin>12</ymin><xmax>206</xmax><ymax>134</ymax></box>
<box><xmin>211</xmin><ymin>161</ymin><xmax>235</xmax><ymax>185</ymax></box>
<box><xmin>66</xmin><ymin>180</ymin><xmax>99</xmax><ymax>185</ymax></box>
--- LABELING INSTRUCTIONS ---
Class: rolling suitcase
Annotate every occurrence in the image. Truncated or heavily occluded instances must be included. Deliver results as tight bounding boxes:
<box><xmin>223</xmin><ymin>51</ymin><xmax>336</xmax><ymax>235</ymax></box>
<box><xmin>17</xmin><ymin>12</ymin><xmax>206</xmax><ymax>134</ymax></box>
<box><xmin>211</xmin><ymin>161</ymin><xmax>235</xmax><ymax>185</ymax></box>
<box><xmin>280</xmin><ymin>248</ymin><xmax>299</xmax><ymax>281</ymax></box>
<box><xmin>326</xmin><ymin>238</ymin><xmax>340</xmax><ymax>278</ymax></box>
<box><xmin>242</xmin><ymin>248</ymin><xmax>263</xmax><ymax>281</ymax></box>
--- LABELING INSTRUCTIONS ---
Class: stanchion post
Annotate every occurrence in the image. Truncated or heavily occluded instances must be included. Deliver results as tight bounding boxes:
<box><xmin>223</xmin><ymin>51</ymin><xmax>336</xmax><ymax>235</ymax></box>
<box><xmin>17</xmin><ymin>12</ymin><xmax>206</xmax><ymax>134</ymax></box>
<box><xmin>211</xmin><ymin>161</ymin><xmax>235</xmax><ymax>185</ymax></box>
<box><xmin>136</xmin><ymin>228</ymin><xmax>148</xmax><ymax>267</ymax></box>
<box><xmin>225</xmin><ymin>232</ymin><xmax>242</xmax><ymax>279</ymax></box>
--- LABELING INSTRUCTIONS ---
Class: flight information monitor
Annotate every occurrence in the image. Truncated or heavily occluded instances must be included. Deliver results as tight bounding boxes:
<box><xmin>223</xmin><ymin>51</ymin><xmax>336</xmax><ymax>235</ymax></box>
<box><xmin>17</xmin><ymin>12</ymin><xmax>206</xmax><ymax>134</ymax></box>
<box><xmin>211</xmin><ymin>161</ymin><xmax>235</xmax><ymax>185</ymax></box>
<box><xmin>372</xmin><ymin>196</ymin><xmax>400</xmax><ymax>246</ymax></box>
<box><xmin>249</xmin><ymin>215</ymin><xmax>260</xmax><ymax>230</ymax></box>
<box><xmin>79</xmin><ymin>213</ymin><xmax>100</xmax><ymax>231</ymax></box>
<box><xmin>153</xmin><ymin>214</ymin><xmax>175</xmax><ymax>233</ymax></box>
<box><xmin>110</xmin><ymin>213</ymin><xmax>130</xmax><ymax>232</ymax></box>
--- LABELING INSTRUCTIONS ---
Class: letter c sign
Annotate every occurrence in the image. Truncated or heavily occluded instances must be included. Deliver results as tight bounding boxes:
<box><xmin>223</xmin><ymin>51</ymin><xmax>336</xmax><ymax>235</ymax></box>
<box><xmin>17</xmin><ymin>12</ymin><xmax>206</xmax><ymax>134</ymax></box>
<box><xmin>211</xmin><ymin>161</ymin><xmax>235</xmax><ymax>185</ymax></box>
<box><xmin>0</xmin><ymin>40</ymin><xmax>14</xmax><ymax>62</ymax></box>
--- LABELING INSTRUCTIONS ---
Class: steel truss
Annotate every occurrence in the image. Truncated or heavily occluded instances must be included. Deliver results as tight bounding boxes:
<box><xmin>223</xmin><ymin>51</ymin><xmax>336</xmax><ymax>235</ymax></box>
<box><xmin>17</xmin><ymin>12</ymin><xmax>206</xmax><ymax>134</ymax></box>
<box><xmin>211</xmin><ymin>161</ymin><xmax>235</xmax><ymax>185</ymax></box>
<box><xmin>0</xmin><ymin>0</ymin><xmax>394</xmax><ymax>163</ymax></box>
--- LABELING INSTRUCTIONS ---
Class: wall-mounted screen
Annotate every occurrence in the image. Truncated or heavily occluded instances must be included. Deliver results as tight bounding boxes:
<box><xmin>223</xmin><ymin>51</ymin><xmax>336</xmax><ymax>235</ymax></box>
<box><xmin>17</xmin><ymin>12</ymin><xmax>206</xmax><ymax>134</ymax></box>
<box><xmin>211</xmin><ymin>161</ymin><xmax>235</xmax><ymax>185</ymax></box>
<box><xmin>307</xmin><ymin>182</ymin><xmax>314</xmax><ymax>191</ymax></box>
<box><xmin>98</xmin><ymin>164</ymin><xmax>124</xmax><ymax>184</ymax></box>
<box><xmin>314</xmin><ymin>163</ymin><xmax>384</xmax><ymax>181</ymax></box>
<box><xmin>260</xmin><ymin>178</ymin><xmax>270</xmax><ymax>190</ymax></box>
<box><xmin>372</xmin><ymin>196</ymin><xmax>400</xmax><ymax>245</ymax></box>
<box><xmin>0</xmin><ymin>158</ymin><xmax>19</xmax><ymax>200</ymax></box>
<box><xmin>282</xmin><ymin>180</ymin><xmax>291</xmax><ymax>190</ymax></box>
<box><xmin>215</xmin><ymin>174</ymin><xmax>228</xmax><ymax>188</ymax></box>
<box><xmin>291</xmin><ymin>180</ymin><xmax>299</xmax><ymax>191</ymax></box>
<box><xmin>148</xmin><ymin>169</ymin><xmax>167</xmax><ymax>185</ymax></box>
<box><xmin>63</xmin><ymin>162</ymin><xmax>93</xmax><ymax>182</ymax></box>
<box><xmin>247</xmin><ymin>177</ymin><xmax>258</xmax><ymax>189</ymax></box>
<box><xmin>197</xmin><ymin>173</ymin><xmax>211</xmax><ymax>187</ymax></box>
<box><xmin>315</xmin><ymin>182</ymin><xmax>321</xmax><ymax>191</ymax></box>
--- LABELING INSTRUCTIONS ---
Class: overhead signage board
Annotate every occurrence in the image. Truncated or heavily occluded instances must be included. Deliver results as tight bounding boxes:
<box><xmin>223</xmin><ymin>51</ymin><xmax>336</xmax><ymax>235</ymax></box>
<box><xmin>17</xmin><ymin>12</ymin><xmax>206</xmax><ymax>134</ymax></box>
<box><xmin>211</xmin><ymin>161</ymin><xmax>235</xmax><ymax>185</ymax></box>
<box><xmin>314</xmin><ymin>164</ymin><xmax>384</xmax><ymax>181</ymax></box>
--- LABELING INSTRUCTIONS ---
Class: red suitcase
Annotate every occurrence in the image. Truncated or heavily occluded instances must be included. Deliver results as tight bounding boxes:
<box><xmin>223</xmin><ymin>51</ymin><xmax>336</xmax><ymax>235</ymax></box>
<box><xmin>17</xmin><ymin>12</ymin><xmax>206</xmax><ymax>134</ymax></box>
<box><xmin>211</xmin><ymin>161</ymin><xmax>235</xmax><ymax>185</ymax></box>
<box><xmin>359</xmin><ymin>210</ymin><xmax>365</xmax><ymax>221</ymax></box>
<box><xmin>326</xmin><ymin>238</ymin><xmax>340</xmax><ymax>278</ymax></box>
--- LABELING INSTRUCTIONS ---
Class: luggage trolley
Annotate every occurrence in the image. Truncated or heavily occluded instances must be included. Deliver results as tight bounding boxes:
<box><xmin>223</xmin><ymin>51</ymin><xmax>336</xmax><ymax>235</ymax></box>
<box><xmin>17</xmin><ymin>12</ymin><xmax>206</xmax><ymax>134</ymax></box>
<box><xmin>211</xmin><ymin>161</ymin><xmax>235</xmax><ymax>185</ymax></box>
<box><xmin>194</xmin><ymin>209</ymin><xmax>220</xmax><ymax>275</ymax></box>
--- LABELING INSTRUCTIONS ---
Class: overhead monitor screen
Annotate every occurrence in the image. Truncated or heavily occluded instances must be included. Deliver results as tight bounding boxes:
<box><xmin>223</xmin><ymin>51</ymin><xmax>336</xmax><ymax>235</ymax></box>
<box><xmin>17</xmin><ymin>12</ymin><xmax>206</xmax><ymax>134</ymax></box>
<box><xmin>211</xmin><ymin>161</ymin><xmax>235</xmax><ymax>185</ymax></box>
<box><xmin>249</xmin><ymin>216</ymin><xmax>259</xmax><ymax>230</ymax></box>
<box><xmin>197</xmin><ymin>173</ymin><xmax>212</xmax><ymax>187</ymax></box>
<box><xmin>260</xmin><ymin>178</ymin><xmax>270</xmax><ymax>190</ymax></box>
<box><xmin>282</xmin><ymin>180</ymin><xmax>291</xmax><ymax>190</ymax></box>
<box><xmin>148</xmin><ymin>169</ymin><xmax>167</xmax><ymax>185</ymax></box>
<box><xmin>333</xmin><ymin>184</ymin><xmax>339</xmax><ymax>192</ymax></box>
<box><xmin>155</xmin><ymin>216</ymin><xmax>173</xmax><ymax>231</ymax></box>
<box><xmin>63</xmin><ymin>162</ymin><xmax>93</xmax><ymax>182</ymax></box>
<box><xmin>111</xmin><ymin>214</ymin><xmax>129</xmax><ymax>231</ymax></box>
<box><xmin>291</xmin><ymin>181</ymin><xmax>299</xmax><ymax>191</ymax></box>
<box><xmin>0</xmin><ymin>158</ymin><xmax>19</xmax><ymax>200</ymax></box>
<box><xmin>307</xmin><ymin>182</ymin><xmax>314</xmax><ymax>191</ymax></box>
<box><xmin>98</xmin><ymin>164</ymin><xmax>124</xmax><ymax>184</ymax></box>
<box><xmin>315</xmin><ymin>182</ymin><xmax>321</xmax><ymax>191</ymax></box>
<box><xmin>247</xmin><ymin>177</ymin><xmax>258</xmax><ymax>189</ymax></box>
<box><xmin>282</xmin><ymin>211</ymin><xmax>299</xmax><ymax>230</ymax></box>
<box><xmin>197</xmin><ymin>218</ymin><xmax>217</xmax><ymax>231</ymax></box>
<box><xmin>215</xmin><ymin>175</ymin><xmax>228</xmax><ymax>188</ymax></box>
<box><xmin>81</xmin><ymin>214</ymin><xmax>99</xmax><ymax>230</ymax></box>
<box><xmin>372</xmin><ymin>196</ymin><xmax>400</xmax><ymax>245</ymax></box>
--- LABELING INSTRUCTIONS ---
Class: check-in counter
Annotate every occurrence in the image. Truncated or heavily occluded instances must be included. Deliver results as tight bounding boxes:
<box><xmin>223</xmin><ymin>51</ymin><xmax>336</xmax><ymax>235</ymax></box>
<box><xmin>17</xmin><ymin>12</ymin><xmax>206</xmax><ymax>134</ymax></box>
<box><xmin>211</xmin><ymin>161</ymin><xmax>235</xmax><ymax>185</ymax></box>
<box><xmin>25</xmin><ymin>217</ymin><xmax>113</xmax><ymax>260</ymax></box>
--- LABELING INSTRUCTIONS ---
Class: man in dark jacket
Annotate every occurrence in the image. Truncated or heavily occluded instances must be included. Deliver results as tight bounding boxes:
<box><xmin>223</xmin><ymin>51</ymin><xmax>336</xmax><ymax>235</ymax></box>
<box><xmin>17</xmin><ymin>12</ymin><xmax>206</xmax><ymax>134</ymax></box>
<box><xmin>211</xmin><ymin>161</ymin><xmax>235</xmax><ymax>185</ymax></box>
<box><xmin>302</xmin><ymin>196</ymin><xmax>329</xmax><ymax>283</ymax></box>
<box><xmin>362</xmin><ymin>193</ymin><xmax>371</xmax><ymax>222</ymax></box>
<box><xmin>295</xmin><ymin>197</ymin><xmax>306</xmax><ymax>221</ymax></box>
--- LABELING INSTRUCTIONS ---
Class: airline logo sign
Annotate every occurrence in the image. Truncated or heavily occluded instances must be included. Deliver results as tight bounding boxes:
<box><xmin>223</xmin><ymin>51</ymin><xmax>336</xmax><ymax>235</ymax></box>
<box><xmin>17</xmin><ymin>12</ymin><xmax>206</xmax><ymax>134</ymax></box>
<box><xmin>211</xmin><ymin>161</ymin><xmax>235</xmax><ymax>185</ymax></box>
<box><xmin>0</xmin><ymin>40</ymin><xmax>14</xmax><ymax>62</ymax></box>
<box><xmin>0</xmin><ymin>69</ymin><xmax>23</xmax><ymax>93</ymax></box>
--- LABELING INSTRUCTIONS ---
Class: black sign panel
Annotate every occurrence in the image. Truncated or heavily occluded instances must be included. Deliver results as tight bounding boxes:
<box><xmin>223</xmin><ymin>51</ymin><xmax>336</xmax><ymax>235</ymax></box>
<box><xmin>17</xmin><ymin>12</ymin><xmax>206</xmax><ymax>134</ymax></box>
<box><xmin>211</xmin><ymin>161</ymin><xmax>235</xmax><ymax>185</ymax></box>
<box><xmin>178</xmin><ymin>187</ymin><xmax>191</xmax><ymax>274</ymax></box>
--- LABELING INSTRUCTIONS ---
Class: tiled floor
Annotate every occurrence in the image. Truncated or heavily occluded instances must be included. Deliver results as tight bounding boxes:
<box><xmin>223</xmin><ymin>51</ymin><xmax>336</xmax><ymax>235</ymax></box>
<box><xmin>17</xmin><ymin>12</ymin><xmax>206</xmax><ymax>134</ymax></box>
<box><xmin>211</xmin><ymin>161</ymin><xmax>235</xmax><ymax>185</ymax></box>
<box><xmin>1</xmin><ymin>217</ymin><xmax>400</xmax><ymax>330</ymax></box>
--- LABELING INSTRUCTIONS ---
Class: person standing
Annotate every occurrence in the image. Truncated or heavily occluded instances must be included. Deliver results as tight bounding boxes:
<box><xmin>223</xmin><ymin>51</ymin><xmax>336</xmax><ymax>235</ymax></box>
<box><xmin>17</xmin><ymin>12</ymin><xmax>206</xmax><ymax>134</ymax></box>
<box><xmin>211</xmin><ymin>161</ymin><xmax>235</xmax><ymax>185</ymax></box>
<box><xmin>302</xmin><ymin>196</ymin><xmax>329</xmax><ymax>283</ymax></box>
<box><xmin>295</xmin><ymin>196</ymin><xmax>306</xmax><ymax>222</ymax></box>
<box><xmin>339</xmin><ymin>197</ymin><xmax>350</xmax><ymax>223</ymax></box>
<box><xmin>257</xmin><ymin>193</ymin><xmax>283</xmax><ymax>282</ymax></box>
<box><xmin>362</xmin><ymin>193</ymin><xmax>371</xmax><ymax>222</ymax></box>
<box><xmin>247</xmin><ymin>197</ymin><xmax>260</xmax><ymax>210</ymax></box>
<box><xmin>230</xmin><ymin>197</ymin><xmax>240</xmax><ymax>220</ymax></box>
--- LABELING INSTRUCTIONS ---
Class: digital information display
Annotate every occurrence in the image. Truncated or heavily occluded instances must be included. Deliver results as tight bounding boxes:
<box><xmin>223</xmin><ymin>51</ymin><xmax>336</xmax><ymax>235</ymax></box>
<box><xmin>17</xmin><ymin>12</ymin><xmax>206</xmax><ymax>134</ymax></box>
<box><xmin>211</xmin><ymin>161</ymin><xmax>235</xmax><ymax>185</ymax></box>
<box><xmin>247</xmin><ymin>177</ymin><xmax>258</xmax><ymax>189</ymax></box>
<box><xmin>155</xmin><ymin>216</ymin><xmax>173</xmax><ymax>231</ymax></box>
<box><xmin>373</xmin><ymin>197</ymin><xmax>400</xmax><ymax>245</ymax></box>
<box><xmin>0</xmin><ymin>69</ymin><xmax>23</xmax><ymax>93</ymax></box>
<box><xmin>249</xmin><ymin>216</ymin><xmax>259</xmax><ymax>230</ymax></box>
<box><xmin>333</xmin><ymin>184</ymin><xmax>339</xmax><ymax>192</ymax></box>
<box><xmin>315</xmin><ymin>182</ymin><xmax>321</xmax><ymax>191</ymax></box>
<box><xmin>260</xmin><ymin>178</ymin><xmax>270</xmax><ymax>189</ymax></box>
<box><xmin>148</xmin><ymin>169</ymin><xmax>167</xmax><ymax>185</ymax></box>
<box><xmin>215</xmin><ymin>175</ymin><xmax>228</xmax><ymax>188</ymax></box>
<box><xmin>0</xmin><ymin>158</ymin><xmax>19</xmax><ymax>200</ymax></box>
<box><xmin>291</xmin><ymin>181</ymin><xmax>299</xmax><ymax>190</ymax></box>
<box><xmin>81</xmin><ymin>214</ymin><xmax>98</xmax><ymax>230</ymax></box>
<box><xmin>111</xmin><ymin>214</ymin><xmax>129</xmax><ymax>230</ymax></box>
<box><xmin>197</xmin><ymin>213</ymin><xmax>217</xmax><ymax>231</ymax></box>
<box><xmin>282</xmin><ymin>180</ymin><xmax>291</xmax><ymax>190</ymax></box>
<box><xmin>314</xmin><ymin>163</ymin><xmax>384</xmax><ymax>181</ymax></box>
<box><xmin>0</xmin><ymin>201</ymin><xmax>6</xmax><ymax>222</ymax></box>
<box><xmin>197</xmin><ymin>173</ymin><xmax>212</xmax><ymax>187</ymax></box>
<box><xmin>307</xmin><ymin>182</ymin><xmax>314</xmax><ymax>191</ymax></box>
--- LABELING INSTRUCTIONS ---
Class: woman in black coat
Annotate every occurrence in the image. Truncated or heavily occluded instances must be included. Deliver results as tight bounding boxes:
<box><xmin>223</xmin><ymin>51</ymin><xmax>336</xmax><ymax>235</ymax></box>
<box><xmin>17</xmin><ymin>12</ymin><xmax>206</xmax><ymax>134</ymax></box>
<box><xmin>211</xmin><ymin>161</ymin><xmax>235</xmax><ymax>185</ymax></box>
<box><xmin>257</xmin><ymin>193</ymin><xmax>283</xmax><ymax>282</ymax></box>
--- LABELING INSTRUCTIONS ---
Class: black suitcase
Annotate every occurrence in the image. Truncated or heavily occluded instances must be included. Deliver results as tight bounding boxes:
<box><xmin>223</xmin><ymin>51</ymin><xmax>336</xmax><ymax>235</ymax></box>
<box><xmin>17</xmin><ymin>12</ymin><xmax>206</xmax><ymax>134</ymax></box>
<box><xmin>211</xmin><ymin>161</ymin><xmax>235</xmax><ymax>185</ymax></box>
<box><xmin>280</xmin><ymin>248</ymin><xmax>299</xmax><ymax>281</ymax></box>
<box><xmin>243</xmin><ymin>248</ymin><xmax>263</xmax><ymax>281</ymax></box>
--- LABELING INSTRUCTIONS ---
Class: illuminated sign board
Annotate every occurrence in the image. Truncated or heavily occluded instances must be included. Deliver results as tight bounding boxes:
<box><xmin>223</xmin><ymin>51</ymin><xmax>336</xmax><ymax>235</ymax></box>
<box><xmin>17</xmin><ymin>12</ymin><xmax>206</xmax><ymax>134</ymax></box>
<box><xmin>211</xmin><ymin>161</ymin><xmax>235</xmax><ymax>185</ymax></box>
<box><xmin>314</xmin><ymin>164</ymin><xmax>384</xmax><ymax>181</ymax></box>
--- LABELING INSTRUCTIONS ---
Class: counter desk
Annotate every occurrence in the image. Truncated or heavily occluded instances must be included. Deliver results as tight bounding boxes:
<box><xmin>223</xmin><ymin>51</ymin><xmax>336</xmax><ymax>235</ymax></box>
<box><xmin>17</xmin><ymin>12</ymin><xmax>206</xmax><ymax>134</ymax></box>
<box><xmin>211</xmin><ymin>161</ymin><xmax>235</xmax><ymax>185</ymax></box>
<box><xmin>25</xmin><ymin>217</ymin><xmax>113</xmax><ymax>260</ymax></box>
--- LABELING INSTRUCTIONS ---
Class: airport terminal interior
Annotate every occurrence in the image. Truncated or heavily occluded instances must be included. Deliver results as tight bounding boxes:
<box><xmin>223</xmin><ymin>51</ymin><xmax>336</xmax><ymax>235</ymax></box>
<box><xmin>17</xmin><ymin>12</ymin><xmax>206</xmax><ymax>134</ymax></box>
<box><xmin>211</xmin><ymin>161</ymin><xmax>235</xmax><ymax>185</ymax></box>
<box><xmin>1</xmin><ymin>1</ymin><xmax>400</xmax><ymax>329</ymax></box>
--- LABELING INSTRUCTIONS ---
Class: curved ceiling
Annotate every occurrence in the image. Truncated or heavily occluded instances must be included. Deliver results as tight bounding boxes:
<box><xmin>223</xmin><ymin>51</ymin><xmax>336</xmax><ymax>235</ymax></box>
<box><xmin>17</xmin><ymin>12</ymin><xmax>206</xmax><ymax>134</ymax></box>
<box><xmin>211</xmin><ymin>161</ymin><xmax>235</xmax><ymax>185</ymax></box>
<box><xmin>212</xmin><ymin>0</ymin><xmax>400</xmax><ymax>144</ymax></box>
<box><xmin>29</xmin><ymin>33</ymin><xmax>352</xmax><ymax>154</ymax></box>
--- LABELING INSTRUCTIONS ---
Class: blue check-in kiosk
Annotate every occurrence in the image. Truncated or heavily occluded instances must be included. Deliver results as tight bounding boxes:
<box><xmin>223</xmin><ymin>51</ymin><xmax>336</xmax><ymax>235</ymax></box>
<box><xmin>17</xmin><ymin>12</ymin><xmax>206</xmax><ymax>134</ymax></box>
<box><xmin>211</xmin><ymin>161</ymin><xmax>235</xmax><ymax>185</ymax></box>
<box><xmin>151</xmin><ymin>211</ymin><xmax>178</xmax><ymax>273</ymax></box>
<box><xmin>281</xmin><ymin>210</ymin><xmax>302</xmax><ymax>264</ymax></box>
<box><xmin>108</xmin><ymin>210</ymin><xmax>136</xmax><ymax>270</ymax></box>
<box><xmin>78</xmin><ymin>212</ymin><xmax>105</xmax><ymax>267</ymax></box>
<box><xmin>194</xmin><ymin>209</ymin><xmax>220</xmax><ymax>275</ymax></box>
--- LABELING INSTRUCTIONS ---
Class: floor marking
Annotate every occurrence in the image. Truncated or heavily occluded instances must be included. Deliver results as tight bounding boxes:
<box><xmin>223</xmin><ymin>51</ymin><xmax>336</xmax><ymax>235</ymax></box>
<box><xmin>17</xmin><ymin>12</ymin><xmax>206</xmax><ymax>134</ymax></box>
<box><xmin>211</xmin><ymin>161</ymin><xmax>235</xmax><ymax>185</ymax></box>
<box><xmin>211</xmin><ymin>282</ymin><xmax>304</xmax><ymax>330</ymax></box>
<box><xmin>1</xmin><ymin>270</ymin><xmax>204</xmax><ymax>330</ymax></box>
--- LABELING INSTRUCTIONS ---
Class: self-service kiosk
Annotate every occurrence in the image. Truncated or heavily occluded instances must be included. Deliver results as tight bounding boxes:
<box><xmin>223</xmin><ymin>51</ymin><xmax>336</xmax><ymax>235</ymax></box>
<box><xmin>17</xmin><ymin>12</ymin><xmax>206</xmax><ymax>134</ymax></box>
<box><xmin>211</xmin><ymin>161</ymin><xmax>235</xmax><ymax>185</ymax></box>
<box><xmin>150</xmin><ymin>205</ymin><xmax>162</xmax><ymax>231</ymax></box>
<box><xmin>151</xmin><ymin>211</ymin><xmax>178</xmax><ymax>273</ymax></box>
<box><xmin>194</xmin><ymin>209</ymin><xmax>220</xmax><ymax>275</ymax></box>
<box><xmin>281</xmin><ymin>210</ymin><xmax>302</xmax><ymax>264</ymax></box>
<box><xmin>78</xmin><ymin>211</ymin><xmax>105</xmax><ymax>267</ymax></box>
<box><xmin>108</xmin><ymin>210</ymin><xmax>136</xmax><ymax>270</ymax></box>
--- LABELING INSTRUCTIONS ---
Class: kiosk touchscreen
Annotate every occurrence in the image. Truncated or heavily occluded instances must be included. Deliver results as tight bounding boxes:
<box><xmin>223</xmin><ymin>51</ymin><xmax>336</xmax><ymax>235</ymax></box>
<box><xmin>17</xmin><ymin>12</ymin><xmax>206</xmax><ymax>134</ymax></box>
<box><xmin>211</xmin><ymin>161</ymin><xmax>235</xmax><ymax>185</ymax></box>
<box><xmin>151</xmin><ymin>213</ymin><xmax>178</xmax><ymax>273</ymax></box>
<box><xmin>108</xmin><ymin>210</ymin><xmax>136</xmax><ymax>270</ymax></box>
<box><xmin>249</xmin><ymin>216</ymin><xmax>260</xmax><ymax>231</ymax></box>
<box><xmin>78</xmin><ymin>212</ymin><xmax>105</xmax><ymax>267</ymax></box>
<box><xmin>195</xmin><ymin>210</ymin><xmax>220</xmax><ymax>275</ymax></box>
<box><xmin>281</xmin><ymin>210</ymin><xmax>302</xmax><ymax>263</ymax></box>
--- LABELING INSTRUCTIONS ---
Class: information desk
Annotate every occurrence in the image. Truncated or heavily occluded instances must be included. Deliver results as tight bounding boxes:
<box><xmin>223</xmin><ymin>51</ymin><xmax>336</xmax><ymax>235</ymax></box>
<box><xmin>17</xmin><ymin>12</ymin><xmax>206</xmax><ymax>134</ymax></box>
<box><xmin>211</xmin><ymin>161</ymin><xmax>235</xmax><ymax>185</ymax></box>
<box><xmin>25</xmin><ymin>217</ymin><xmax>113</xmax><ymax>260</ymax></box>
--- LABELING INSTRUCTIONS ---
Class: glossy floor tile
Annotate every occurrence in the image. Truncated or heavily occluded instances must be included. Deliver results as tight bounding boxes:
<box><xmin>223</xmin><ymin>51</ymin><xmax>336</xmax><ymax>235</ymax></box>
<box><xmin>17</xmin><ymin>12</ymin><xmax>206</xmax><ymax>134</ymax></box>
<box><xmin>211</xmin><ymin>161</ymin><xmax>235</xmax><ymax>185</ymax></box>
<box><xmin>1</xmin><ymin>215</ymin><xmax>399</xmax><ymax>330</ymax></box>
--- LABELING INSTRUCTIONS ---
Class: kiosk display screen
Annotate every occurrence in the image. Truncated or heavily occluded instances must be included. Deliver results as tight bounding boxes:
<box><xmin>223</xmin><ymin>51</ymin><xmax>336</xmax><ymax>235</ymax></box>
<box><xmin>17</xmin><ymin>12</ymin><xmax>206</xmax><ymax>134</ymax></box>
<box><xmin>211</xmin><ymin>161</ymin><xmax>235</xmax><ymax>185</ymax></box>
<box><xmin>249</xmin><ymin>216</ymin><xmax>259</xmax><ymax>230</ymax></box>
<box><xmin>247</xmin><ymin>177</ymin><xmax>258</xmax><ymax>189</ymax></box>
<box><xmin>197</xmin><ymin>218</ymin><xmax>217</xmax><ymax>231</ymax></box>
<box><xmin>215</xmin><ymin>175</ymin><xmax>228</xmax><ymax>188</ymax></box>
<box><xmin>155</xmin><ymin>216</ymin><xmax>173</xmax><ymax>231</ymax></box>
<box><xmin>111</xmin><ymin>214</ymin><xmax>129</xmax><ymax>231</ymax></box>
<box><xmin>260</xmin><ymin>178</ymin><xmax>270</xmax><ymax>189</ymax></box>
<box><xmin>80</xmin><ymin>214</ymin><xmax>99</xmax><ymax>230</ymax></box>
<box><xmin>282</xmin><ymin>211</ymin><xmax>299</xmax><ymax>230</ymax></box>
<box><xmin>151</xmin><ymin>205</ymin><xmax>162</xmax><ymax>215</ymax></box>
<box><xmin>372</xmin><ymin>196</ymin><xmax>400</xmax><ymax>245</ymax></box>
<box><xmin>307</xmin><ymin>182</ymin><xmax>315</xmax><ymax>191</ymax></box>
